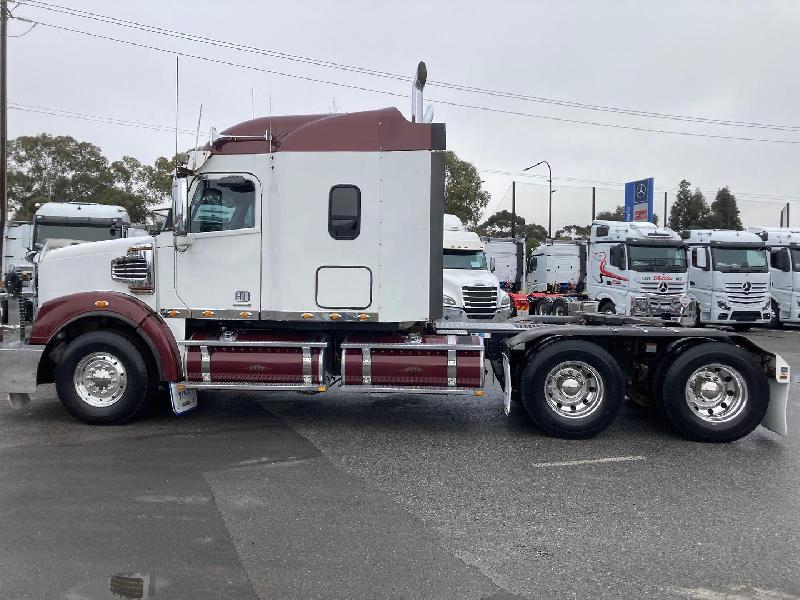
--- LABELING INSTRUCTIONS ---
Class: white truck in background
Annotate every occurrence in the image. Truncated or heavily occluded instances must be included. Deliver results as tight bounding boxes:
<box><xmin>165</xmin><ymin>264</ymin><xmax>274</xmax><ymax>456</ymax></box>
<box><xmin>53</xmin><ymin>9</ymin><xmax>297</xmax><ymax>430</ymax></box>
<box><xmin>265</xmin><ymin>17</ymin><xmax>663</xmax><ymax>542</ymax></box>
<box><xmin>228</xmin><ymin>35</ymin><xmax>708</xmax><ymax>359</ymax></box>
<box><xmin>2</xmin><ymin>221</ymin><xmax>33</xmax><ymax>288</ymax></box>
<box><xmin>483</xmin><ymin>237</ymin><xmax>526</xmax><ymax>293</ymax></box>
<box><xmin>31</xmin><ymin>202</ymin><xmax>131</xmax><ymax>252</ymax></box>
<box><xmin>748</xmin><ymin>227</ymin><xmax>800</xmax><ymax>327</ymax></box>
<box><xmin>682</xmin><ymin>229</ymin><xmax>771</xmax><ymax>329</ymax></box>
<box><xmin>442</xmin><ymin>214</ymin><xmax>510</xmax><ymax>321</ymax></box>
<box><xmin>528</xmin><ymin>221</ymin><xmax>689</xmax><ymax>318</ymax></box>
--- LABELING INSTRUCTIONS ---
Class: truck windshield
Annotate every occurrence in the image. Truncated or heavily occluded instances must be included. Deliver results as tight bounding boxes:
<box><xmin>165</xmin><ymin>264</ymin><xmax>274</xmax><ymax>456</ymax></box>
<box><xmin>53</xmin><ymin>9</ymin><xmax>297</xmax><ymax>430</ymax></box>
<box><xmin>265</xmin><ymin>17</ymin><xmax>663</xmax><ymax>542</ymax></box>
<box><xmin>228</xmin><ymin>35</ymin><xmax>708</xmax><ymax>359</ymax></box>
<box><xmin>33</xmin><ymin>223</ymin><xmax>123</xmax><ymax>249</ymax></box>
<box><xmin>711</xmin><ymin>247</ymin><xmax>768</xmax><ymax>273</ymax></box>
<box><xmin>443</xmin><ymin>249</ymin><xmax>487</xmax><ymax>270</ymax></box>
<box><xmin>791</xmin><ymin>248</ymin><xmax>800</xmax><ymax>272</ymax></box>
<box><xmin>627</xmin><ymin>245</ymin><xmax>687</xmax><ymax>272</ymax></box>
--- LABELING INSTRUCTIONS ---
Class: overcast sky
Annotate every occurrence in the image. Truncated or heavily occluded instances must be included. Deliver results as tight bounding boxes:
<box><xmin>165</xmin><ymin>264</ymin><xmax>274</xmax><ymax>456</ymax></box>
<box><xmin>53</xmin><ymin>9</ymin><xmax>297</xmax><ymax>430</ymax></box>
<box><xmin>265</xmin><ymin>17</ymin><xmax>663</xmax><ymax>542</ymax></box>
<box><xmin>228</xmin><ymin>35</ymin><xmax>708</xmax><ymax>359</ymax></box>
<box><xmin>7</xmin><ymin>0</ymin><xmax>800</xmax><ymax>230</ymax></box>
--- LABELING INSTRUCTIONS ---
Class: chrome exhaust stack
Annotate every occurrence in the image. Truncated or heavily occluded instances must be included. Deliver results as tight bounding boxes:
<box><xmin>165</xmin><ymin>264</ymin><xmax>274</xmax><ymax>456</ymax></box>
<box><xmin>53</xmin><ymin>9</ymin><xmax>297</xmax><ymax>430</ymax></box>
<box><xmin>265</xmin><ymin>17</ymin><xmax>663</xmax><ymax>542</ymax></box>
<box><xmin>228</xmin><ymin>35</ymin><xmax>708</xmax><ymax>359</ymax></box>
<box><xmin>411</xmin><ymin>61</ymin><xmax>427</xmax><ymax>123</ymax></box>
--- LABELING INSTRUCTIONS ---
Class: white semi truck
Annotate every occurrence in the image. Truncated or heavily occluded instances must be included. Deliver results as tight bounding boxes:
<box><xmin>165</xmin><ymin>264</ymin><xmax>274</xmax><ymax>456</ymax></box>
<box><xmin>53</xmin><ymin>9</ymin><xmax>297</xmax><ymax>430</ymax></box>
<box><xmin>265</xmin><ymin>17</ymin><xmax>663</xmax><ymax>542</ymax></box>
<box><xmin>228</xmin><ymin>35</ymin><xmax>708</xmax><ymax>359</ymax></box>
<box><xmin>748</xmin><ymin>226</ymin><xmax>800</xmax><ymax>327</ymax></box>
<box><xmin>442</xmin><ymin>215</ymin><xmax>510</xmax><ymax>322</ymax></box>
<box><xmin>682</xmin><ymin>229</ymin><xmax>771</xmax><ymax>329</ymax></box>
<box><xmin>0</xmin><ymin>65</ymin><xmax>789</xmax><ymax>442</ymax></box>
<box><xmin>528</xmin><ymin>221</ymin><xmax>689</xmax><ymax>318</ymax></box>
<box><xmin>483</xmin><ymin>237</ymin><xmax>526</xmax><ymax>293</ymax></box>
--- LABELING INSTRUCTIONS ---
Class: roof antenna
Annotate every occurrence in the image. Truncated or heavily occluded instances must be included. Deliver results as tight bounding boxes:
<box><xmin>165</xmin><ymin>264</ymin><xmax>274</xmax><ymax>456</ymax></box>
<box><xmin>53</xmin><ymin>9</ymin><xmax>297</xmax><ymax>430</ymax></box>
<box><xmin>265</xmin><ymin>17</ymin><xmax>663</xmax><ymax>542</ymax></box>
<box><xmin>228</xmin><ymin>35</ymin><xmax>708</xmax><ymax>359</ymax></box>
<box><xmin>192</xmin><ymin>104</ymin><xmax>203</xmax><ymax>171</ymax></box>
<box><xmin>268</xmin><ymin>89</ymin><xmax>273</xmax><ymax>157</ymax></box>
<box><xmin>174</xmin><ymin>56</ymin><xmax>179</xmax><ymax>174</ymax></box>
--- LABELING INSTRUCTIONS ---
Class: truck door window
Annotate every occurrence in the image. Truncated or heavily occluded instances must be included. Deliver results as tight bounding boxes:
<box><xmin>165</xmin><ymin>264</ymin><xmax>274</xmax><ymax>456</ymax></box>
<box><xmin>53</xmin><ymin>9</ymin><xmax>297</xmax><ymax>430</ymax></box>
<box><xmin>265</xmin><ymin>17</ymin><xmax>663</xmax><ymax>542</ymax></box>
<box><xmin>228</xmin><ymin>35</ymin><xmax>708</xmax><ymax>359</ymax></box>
<box><xmin>189</xmin><ymin>175</ymin><xmax>256</xmax><ymax>233</ymax></box>
<box><xmin>329</xmin><ymin>185</ymin><xmax>361</xmax><ymax>240</ymax></box>
<box><xmin>770</xmin><ymin>248</ymin><xmax>790</xmax><ymax>272</ymax></box>
<box><xmin>791</xmin><ymin>248</ymin><xmax>800</xmax><ymax>272</ymax></box>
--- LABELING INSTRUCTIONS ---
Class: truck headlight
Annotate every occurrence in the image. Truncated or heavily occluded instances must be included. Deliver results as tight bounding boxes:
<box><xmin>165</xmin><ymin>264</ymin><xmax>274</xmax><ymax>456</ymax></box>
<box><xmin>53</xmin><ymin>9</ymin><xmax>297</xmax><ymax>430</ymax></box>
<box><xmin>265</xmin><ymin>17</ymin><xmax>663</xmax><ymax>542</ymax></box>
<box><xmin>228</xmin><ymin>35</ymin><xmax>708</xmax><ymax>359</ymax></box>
<box><xmin>443</xmin><ymin>294</ymin><xmax>457</xmax><ymax>307</ymax></box>
<box><xmin>500</xmin><ymin>292</ymin><xmax>511</xmax><ymax>308</ymax></box>
<box><xmin>717</xmin><ymin>300</ymin><xmax>730</xmax><ymax>310</ymax></box>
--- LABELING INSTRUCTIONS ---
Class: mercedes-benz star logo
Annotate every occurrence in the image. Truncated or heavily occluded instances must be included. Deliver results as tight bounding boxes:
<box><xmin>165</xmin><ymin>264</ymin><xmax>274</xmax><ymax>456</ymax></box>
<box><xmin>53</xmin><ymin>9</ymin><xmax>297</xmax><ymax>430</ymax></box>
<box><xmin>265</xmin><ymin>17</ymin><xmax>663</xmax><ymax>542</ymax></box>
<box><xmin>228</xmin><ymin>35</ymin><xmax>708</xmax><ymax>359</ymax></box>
<box><xmin>636</xmin><ymin>182</ymin><xmax>647</xmax><ymax>199</ymax></box>
<box><xmin>742</xmin><ymin>281</ymin><xmax>752</xmax><ymax>293</ymax></box>
<box><xmin>658</xmin><ymin>282</ymin><xmax>669</xmax><ymax>293</ymax></box>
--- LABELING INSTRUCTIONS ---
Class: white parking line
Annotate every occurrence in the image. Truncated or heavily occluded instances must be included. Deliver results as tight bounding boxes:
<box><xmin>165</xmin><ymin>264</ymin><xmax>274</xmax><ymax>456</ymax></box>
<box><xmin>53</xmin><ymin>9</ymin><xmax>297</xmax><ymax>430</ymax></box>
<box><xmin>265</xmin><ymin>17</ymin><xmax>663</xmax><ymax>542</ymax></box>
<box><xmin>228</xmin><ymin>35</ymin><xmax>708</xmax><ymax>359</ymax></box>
<box><xmin>531</xmin><ymin>455</ymin><xmax>646</xmax><ymax>468</ymax></box>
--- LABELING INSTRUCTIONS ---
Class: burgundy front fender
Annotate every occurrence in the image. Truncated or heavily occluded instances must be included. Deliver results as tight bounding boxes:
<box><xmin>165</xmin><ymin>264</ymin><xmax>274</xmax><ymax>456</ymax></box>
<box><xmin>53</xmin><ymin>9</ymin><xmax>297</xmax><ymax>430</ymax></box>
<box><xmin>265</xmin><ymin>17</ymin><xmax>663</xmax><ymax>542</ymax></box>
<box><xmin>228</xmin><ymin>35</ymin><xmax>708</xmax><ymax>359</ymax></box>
<box><xmin>30</xmin><ymin>291</ymin><xmax>182</xmax><ymax>381</ymax></box>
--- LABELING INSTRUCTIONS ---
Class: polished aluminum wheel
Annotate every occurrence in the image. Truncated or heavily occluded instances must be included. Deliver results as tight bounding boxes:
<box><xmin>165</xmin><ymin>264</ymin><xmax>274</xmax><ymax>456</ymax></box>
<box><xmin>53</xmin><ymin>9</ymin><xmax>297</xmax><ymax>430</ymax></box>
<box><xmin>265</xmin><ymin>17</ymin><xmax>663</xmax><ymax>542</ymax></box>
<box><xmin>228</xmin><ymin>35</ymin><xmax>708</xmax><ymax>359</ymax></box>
<box><xmin>685</xmin><ymin>363</ymin><xmax>747</xmax><ymax>423</ymax></box>
<box><xmin>543</xmin><ymin>361</ymin><xmax>604</xmax><ymax>419</ymax></box>
<box><xmin>73</xmin><ymin>352</ymin><xmax>127</xmax><ymax>407</ymax></box>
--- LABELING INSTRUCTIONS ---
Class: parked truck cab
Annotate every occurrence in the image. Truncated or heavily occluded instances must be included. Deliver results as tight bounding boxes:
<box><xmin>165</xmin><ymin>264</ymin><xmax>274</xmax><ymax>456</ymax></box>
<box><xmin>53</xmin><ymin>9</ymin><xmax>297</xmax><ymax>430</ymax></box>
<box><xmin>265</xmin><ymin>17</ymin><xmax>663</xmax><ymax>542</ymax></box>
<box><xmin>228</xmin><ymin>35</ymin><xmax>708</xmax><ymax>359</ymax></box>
<box><xmin>682</xmin><ymin>229</ymin><xmax>771</xmax><ymax>328</ymax></box>
<box><xmin>587</xmin><ymin>221</ymin><xmax>688</xmax><ymax>317</ymax></box>
<box><xmin>0</xmin><ymin>68</ymin><xmax>789</xmax><ymax>443</ymax></box>
<box><xmin>748</xmin><ymin>226</ymin><xmax>800</xmax><ymax>327</ymax></box>
<box><xmin>441</xmin><ymin>215</ymin><xmax>510</xmax><ymax>321</ymax></box>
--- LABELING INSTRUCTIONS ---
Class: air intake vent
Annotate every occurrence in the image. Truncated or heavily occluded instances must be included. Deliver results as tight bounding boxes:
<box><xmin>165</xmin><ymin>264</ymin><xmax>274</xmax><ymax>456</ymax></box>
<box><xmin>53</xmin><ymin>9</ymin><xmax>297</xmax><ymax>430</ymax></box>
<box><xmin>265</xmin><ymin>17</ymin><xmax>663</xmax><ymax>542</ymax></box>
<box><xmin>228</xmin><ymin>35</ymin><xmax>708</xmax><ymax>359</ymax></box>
<box><xmin>111</xmin><ymin>244</ymin><xmax>154</xmax><ymax>294</ymax></box>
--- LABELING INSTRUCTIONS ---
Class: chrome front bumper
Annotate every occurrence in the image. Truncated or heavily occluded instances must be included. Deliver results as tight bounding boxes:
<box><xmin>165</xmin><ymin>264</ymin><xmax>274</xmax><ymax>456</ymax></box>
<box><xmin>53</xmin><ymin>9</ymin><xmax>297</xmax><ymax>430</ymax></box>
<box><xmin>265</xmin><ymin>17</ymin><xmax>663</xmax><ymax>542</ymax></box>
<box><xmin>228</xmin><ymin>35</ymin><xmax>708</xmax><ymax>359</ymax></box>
<box><xmin>0</xmin><ymin>340</ymin><xmax>42</xmax><ymax>394</ymax></box>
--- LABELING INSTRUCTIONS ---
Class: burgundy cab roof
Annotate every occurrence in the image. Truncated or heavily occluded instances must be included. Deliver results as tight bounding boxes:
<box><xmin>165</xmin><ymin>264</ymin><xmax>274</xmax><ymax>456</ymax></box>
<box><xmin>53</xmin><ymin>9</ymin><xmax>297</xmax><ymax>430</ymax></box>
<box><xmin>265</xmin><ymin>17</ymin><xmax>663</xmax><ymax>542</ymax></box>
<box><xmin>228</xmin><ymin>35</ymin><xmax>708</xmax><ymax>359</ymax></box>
<box><xmin>209</xmin><ymin>107</ymin><xmax>445</xmax><ymax>155</ymax></box>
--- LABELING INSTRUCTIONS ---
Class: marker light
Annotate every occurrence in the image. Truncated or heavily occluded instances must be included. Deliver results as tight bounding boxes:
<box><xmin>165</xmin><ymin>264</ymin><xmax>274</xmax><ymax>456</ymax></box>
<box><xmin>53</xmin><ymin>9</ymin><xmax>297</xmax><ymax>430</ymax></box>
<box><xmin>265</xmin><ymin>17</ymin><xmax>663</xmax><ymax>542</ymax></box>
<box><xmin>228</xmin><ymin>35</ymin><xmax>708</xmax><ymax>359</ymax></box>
<box><xmin>94</xmin><ymin>300</ymin><xmax>109</xmax><ymax>308</ymax></box>
<box><xmin>202</xmin><ymin>310</ymin><xmax>214</xmax><ymax>318</ymax></box>
<box><xmin>330</xmin><ymin>313</ymin><xmax>342</xmax><ymax>321</ymax></box>
<box><xmin>301</xmin><ymin>313</ymin><xmax>314</xmax><ymax>320</ymax></box>
<box><xmin>240</xmin><ymin>311</ymin><xmax>252</xmax><ymax>319</ymax></box>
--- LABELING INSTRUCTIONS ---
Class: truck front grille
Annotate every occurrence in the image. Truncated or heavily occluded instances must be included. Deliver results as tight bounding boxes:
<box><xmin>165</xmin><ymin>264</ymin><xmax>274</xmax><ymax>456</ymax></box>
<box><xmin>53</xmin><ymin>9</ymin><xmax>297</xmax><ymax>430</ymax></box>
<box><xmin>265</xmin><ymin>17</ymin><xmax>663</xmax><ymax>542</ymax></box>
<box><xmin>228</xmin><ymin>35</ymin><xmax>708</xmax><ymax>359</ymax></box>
<box><xmin>640</xmin><ymin>281</ymin><xmax>686</xmax><ymax>294</ymax></box>
<box><xmin>724</xmin><ymin>282</ymin><xmax>767</xmax><ymax>305</ymax></box>
<box><xmin>462</xmin><ymin>285</ymin><xmax>497</xmax><ymax>319</ymax></box>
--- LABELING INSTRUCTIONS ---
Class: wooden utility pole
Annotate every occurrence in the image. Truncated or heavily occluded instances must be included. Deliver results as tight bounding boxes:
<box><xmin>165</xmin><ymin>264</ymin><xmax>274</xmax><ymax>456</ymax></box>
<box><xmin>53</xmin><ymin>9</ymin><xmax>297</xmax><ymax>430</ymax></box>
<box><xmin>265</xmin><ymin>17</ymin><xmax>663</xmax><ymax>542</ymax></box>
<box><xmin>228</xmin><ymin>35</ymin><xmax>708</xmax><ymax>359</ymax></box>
<box><xmin>510</xmin><ymin>180</ymin><xmax>516</xmax><ymax>238</ymax></box>
<box><xmin>0</xmin><ymin>0</ymin><xmax>7</xmax><ymax>261</ymax></box>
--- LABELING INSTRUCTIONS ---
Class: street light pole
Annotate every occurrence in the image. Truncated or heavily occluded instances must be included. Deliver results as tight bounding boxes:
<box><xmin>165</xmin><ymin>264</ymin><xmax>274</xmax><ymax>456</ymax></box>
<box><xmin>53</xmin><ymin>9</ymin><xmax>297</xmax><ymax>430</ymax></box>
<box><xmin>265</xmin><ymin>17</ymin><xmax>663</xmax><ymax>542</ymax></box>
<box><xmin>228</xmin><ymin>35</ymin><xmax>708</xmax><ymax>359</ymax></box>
<box><xmin>522</xmin><ymin>160</ymin><xmax>553</xmax><ymax>238</ymax></box>
<box><xmin>0</xmin><ymin>0</ymin><xmax>7</xmax><ymax>262</ymax></box>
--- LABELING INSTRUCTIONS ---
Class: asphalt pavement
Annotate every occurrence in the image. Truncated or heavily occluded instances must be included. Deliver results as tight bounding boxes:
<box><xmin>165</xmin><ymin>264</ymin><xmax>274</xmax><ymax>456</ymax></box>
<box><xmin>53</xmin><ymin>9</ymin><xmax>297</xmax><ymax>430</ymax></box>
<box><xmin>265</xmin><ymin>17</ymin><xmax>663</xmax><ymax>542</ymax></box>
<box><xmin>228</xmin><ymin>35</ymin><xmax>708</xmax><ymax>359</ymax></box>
<box><xmin>0</xmin><ymin>328</ymin><xmax>798</xmax><ymax>599</ymax></box>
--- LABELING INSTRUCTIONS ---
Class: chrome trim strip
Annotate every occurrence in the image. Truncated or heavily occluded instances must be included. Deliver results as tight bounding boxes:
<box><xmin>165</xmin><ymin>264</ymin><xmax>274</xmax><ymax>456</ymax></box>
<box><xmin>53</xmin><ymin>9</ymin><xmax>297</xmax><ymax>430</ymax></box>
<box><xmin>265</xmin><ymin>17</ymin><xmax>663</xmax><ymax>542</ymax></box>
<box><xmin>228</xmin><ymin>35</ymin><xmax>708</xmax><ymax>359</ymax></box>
<box><xmin>339</xmin><ymin>385</ymin><xmax>482</xmax><ymax>395</ymax></box>
<box><xmin>318</xmin><ymin>347</ymin><xmax>325</xmax><ymax>385</ymax></box>
<box><xmin>362</xmin><ymin>346</ymin><xmax>371</xmax><ymax>385</ymax></box>
<box><xmin>339</xmin><ymin>342</ymin><xmax>482</xmax><ymax>351</ymax></box>
<box><xmin>259</xmin><ymin>310</ymin><xmax>379</xmax><ymax>322</ymax></box>
<box><xmin>182</xmin><ymin>382</ymin><xmax>326</xmax><ymax>392</ymax></box>
<box><xmin>302</xmin><ymin>346</ymin><xmax>312</xmax><ymax>385</ymax></box>
<box><xmin>161</xmin><ymin>308</ymin><xmax>191</xmax><ymax>319</ymax></box>
<box><xmin>447</xmin><ymin>334</ymin><xmax>457</xmax><ymax>387</ymax></box>
<box><xmin>178</xmin><ymin>340</ymin><xmax>328</xmax><ymax>348</ymax></box>
<box><xmin>188</xmin><ymin>309</ymin><xmax>258</xmax><ymax>320</ymax></box>
<box><xmin>200</xmin><ymin>346</ymin><xmax>211</xmax><ymax>383</ymax></box>
<box><xmin>502</xmin><ymin>352</ymin><xmax>512</xmax><ymax>415</ymax></box>
<box><xmin>341</xmin><ymin>348</ymin><xmax>347</xmax><ymax>385</ymax></box>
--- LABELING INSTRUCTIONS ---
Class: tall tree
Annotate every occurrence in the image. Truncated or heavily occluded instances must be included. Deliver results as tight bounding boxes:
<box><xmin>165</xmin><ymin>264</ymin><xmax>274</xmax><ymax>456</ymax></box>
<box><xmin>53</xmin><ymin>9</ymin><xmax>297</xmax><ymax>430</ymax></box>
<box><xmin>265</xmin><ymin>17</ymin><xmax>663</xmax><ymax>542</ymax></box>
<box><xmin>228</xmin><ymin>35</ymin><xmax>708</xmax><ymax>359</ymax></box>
<box><xmin>476</xmin><ymin>209</ymin><xmax>525</xmax><ymax>237</ymax></box>
<box><xmin>708</xmin><ymin>186</ymin><xmax>742</xmax><ymax>230</ymax></box>
<box><xmin>554</xmin><ymin>224</ymin><xmax>590</xmax><ymax>240</ymax></box>
<box><xmin>8</xmin><ymin>134</ymin><xmax>175</xmax><ymax>222</ymax></box>
<box><xmin>668</xmin><ymin>180</ymin><xmax>710</xmax><ymax>230</ymax></box>
<box><xmin>595</xmin><ymin>205</ymin><xmax>625</xmax><ymax>221</ymax></box>
<box><xmin>443</xmin><ymin>150</ymin><xmax>490</xmax><ymax>228</ymax></box>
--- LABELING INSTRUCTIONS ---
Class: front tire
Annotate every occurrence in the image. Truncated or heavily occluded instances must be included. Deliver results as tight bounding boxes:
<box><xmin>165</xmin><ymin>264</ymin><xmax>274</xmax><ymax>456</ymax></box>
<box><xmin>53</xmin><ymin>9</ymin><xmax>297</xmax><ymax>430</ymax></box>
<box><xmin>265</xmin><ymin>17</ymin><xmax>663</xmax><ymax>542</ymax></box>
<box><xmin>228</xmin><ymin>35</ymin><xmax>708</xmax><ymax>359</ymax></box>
<box><xmin>770</xmin><ymin>300</ymin><xmax>783</xmax><ymax>329</ymax></box>
<box><xmin>519</xmin><ymin>340</ymin><xmax>624</xmax><ymax>438</ymax></box>
<box><xmin>598</xmin><ymin>300</ymin><xmax>616</xmax><ymax>315</ymax></box>
<box><xmin>660</xmin><ymin>342</ymin><xmax>768</xmax><ymax>442</ymax></box>
<box><xmin>56</xmin><ymin>331</ymin><xmax>150</xmax><ymax>424</ymax></box>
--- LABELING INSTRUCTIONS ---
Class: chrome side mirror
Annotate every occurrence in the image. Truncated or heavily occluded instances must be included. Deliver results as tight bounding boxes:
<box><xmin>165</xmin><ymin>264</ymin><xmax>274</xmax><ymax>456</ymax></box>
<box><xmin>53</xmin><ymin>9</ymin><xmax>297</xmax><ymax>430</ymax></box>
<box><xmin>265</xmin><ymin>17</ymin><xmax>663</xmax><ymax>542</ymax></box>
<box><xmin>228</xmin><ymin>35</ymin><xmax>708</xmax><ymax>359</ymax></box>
<box><xmin>172</xmin><ymin>177</ymin><xmax>189</xmax><ymax>237</ymax></box>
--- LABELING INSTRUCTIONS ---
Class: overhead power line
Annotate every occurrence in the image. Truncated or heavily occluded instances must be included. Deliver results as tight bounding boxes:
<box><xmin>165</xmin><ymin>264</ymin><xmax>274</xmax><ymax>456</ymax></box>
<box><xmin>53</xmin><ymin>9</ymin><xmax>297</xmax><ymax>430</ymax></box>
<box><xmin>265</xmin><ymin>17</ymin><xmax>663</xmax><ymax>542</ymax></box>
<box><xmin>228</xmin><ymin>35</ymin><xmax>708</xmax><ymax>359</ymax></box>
<box><xmin>17</xmin><ymin>0</ymin><xmax>800</xmax><ymax>134</ymax></box>
<box><xmin>14</xmin><ymin>17</ymin><xmax>800</xmax><ymax>146</ymax></box>
<box><xmin>479</xmin><ymin>168</ymin><xmax>800</xmax><ymax>202</ymax></box>
<box><xmin>10</xmin><ymin>100</ymin><xmax>799</xmax><ymax>204</ymax></box>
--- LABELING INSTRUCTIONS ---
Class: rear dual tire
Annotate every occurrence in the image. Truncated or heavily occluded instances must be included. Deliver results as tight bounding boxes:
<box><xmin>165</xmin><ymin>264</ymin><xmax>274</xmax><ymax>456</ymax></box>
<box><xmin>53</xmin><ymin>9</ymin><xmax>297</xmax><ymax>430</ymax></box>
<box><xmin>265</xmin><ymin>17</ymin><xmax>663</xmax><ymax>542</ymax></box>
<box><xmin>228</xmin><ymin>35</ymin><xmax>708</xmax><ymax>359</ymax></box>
<box><xmin>659</xmin><ymin>342</ymin><xmax>768</xmax><ymax>443</ymax></box>
<box><xmin>519</xmin><ymin>340</ymin><xmax>624</xmax><ymax>438</ymax></box>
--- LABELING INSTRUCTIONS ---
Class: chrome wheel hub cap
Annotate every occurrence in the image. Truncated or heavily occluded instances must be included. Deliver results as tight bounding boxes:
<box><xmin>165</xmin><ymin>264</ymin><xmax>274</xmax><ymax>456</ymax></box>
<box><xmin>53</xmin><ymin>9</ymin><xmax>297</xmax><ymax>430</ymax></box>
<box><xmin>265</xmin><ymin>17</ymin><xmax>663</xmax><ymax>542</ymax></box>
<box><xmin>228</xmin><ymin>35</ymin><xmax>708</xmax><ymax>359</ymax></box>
<box><xmin>685</xmin><ymin>363</ymin><xmax>747</xmax><ymax>423</ymax></box>
<box><xmin>544</xmin><ymin>361</ymin><xmax>604</xmax><ymax>419</ymax></box>
<box><xmin>73</xmin><ymin>352</ymin><xmax>127</xmax><ymax>407</ymax></box>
